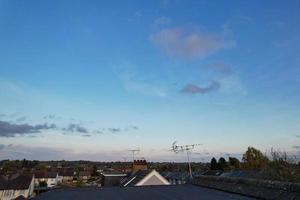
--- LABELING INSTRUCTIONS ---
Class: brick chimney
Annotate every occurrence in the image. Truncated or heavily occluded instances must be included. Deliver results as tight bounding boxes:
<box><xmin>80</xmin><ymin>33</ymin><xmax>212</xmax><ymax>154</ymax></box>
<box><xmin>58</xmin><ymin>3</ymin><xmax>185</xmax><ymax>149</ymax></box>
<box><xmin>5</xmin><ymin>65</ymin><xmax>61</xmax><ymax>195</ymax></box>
<box><xmin>132</xmin><ymin>160</ymin><xmax>147</xmax><ymax>172</ymax></box>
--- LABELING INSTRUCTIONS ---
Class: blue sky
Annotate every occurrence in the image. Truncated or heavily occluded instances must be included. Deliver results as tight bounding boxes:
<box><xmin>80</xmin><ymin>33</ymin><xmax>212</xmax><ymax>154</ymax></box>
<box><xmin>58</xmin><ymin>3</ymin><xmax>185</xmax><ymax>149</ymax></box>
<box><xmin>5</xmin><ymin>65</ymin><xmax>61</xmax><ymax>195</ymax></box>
<box><xmin>0</xmin><ymin>0</ymin><xmax>299</xmax><ymax>161</ymax></box>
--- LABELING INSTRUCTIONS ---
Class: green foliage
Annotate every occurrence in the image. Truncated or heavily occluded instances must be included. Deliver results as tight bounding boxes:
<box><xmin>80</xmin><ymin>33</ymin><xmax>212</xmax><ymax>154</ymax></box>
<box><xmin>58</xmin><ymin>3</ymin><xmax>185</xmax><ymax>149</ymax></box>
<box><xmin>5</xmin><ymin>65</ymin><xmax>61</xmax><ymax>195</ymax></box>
<box><xmin>228</xmin><ymin>157</ymin><xmax>240</xmax><ymax>169</ymax></box>
<box><xmin>91</xmin><ymin>165</ymin><xmax>99</xmax><ymax>176</ymax></box>
<box><xmin>35</xmin><ymin>163</ymin><xmax>47</xmax><ymax>171</ymax></box>
<box><xmin>210</xmin><ymin>157</ymin><xmax>218</xmax><ymax>170</ymax></box>
<box><xmin>262</xmin><ymin>149</ymin><xmax>300</xmax><ymax>182</ymax></box>
<box><xmin>76</xmin><ymin>180</ymin><xmax>83</xmax><ymax>187</ymax></box>
<box><xmin>242</xmin><ymin>147</ymin><xmax>268</xmax><ymax>169</ymax></box>
<box><xmin>39</xmin><ymin>181</ymin><xmax>47</xmax><ymax>188</ymax></box>
<box><xmin>218</xmin><ymin>157</ymin><xmax>228</xmax><ymax>170</ymax></box>
<box><xmin>2</xmin><ymin>160</ymin><xmax>18</xmax><ymax>172</ymax></box>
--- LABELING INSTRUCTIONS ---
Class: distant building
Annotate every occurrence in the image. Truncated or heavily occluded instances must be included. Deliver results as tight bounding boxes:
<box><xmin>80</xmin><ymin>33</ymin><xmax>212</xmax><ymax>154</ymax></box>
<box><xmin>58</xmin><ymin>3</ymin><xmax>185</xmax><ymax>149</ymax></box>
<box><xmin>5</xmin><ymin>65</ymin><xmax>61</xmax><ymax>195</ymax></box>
<box><xmin>78</xmin><ymin>171</ymin><xmax>91</xmax><ymax>183</ymax></box>
<box><xmin>163</xmin><ymin>172</ymin><xmax>190</xmax><ymax>185</ymax></box>
<box><xmin>122</xmin><ymin>169</ymin><xmax>170</xmax><ymax>187</ymax></box>
<box><xmin>34</xmin><ymin>171</ymin><xmax>58</xmax><ymax>188</ymax></box>
<box><xmin>58</xmin><ymin>170</ymin><xmax>74</xmax><ymax>184</ymax></box>
<box><xmin>0</xmin><ymin>174</ymin><xmax>35</xmax><ymax>200</ymax></box>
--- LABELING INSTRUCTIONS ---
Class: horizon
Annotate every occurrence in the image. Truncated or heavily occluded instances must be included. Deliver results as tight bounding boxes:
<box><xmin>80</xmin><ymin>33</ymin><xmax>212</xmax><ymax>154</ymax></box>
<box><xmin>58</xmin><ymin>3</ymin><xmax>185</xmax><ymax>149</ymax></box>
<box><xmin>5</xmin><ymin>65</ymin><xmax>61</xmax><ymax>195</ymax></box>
<box><xmin>0</xmin><ymin>0</ymin><xmax>300</xmax><ymax>162</ymax></box>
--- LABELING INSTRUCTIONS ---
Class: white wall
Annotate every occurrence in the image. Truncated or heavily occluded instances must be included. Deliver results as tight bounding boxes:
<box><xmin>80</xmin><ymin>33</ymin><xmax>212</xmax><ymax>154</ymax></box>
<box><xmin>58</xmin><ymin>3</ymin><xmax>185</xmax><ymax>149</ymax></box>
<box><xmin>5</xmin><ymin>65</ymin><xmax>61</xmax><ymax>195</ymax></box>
<box><xmin>35</xmin><ymin>174</ymin><xmax>58</xmax><ymax>188</ymax></box>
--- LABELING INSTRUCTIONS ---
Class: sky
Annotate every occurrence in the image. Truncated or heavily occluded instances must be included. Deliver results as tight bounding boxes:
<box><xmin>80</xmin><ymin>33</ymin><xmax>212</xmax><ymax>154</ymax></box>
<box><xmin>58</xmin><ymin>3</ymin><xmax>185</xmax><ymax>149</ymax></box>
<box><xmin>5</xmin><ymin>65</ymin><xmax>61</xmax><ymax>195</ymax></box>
<box><xmin>0</xmin><ymin>0</ymin><xmax>300</xmax><ymax>162</ymax></box>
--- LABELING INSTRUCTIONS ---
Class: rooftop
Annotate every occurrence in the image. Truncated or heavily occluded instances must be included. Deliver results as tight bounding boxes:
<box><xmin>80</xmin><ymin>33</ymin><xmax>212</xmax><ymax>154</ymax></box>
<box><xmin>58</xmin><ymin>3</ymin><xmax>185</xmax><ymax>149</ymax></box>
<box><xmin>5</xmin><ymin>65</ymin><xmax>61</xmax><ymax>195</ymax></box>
<box><xmin>0</xmin><ymin>175</ymin><xmax>33</xmax><ymax>190</ymax></box>
<box><xmin>35</xmin><ymin>185</ymin><xmax>255</xmax><ymax>200</ymax></box>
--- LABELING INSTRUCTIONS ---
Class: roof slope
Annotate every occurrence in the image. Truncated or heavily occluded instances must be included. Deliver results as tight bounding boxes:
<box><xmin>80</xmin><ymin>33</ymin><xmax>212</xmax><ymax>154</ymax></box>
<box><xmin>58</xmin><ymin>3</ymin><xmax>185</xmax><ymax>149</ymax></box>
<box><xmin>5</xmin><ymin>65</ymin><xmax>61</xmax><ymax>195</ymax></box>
<box><xmin>122</xmin><ymin>170</ymin><xmax>151</xmax><ymax>187</ymax></box>
<box><xmin>122</xmin><ymin>170</ymin><xmax>170</xmax><ymax>187</ymax></box>
<box><xmin>0</xmin><ymin>175</ymin><xmax>33</xmax><ymax>190</ymax></box>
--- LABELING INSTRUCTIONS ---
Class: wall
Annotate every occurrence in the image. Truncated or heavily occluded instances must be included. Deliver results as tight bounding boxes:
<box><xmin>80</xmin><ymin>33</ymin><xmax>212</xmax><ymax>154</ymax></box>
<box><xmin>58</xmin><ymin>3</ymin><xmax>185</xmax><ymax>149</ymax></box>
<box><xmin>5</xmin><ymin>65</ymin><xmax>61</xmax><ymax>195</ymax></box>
<box><xmin>192</xmin><ymin>175</ymin><xmax>300</xmax><ymax>200</ymax></box>
<box><xmin>0</xmin><ymin>189</ymin><xmax>29</xmax><ymax>200</ymax></box>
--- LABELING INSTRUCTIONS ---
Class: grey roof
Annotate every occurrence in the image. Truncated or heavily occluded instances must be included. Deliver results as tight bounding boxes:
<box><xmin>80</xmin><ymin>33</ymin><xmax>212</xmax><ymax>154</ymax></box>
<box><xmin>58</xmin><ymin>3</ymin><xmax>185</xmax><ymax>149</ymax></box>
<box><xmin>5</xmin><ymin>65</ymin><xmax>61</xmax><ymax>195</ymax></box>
<box><xmin>35</xmin><ymin>185</ymin><xmax>255</xmax><ymax>200</ymax></box>
<box><xmin>163</xmin><ymin>172</ymin><xmax>190</xmax><ymax>180</ymax></box>
<box><xmin>34</xmin><ymin>171</ymin><xmax>58</xmax><ymax>179</ymax></box>
<box><xmin>0</xmin><ymin>175</ymin><xmax>33</xmax><ymax>190</ymax></box>
<box><xmin>59</xmin><ymin>170</ymin><xmax>74</xmax><ymax>177</ymax></box>
<box><xmin>202</xmin><ymin>170</ymin><xmax>223</xmax><ymax>176</ymax></box>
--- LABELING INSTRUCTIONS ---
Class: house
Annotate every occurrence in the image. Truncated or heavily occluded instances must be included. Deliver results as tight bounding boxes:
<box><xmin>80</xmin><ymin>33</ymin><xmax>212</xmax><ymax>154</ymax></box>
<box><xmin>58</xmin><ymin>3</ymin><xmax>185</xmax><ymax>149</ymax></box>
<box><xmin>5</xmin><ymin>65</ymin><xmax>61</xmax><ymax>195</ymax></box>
<box><xmin>100</xmin><ymin>171</ymin><xmax>127</xmax><ymax>187</ymax></box>
<box><xmin>0</xmin><ymin>174</ymin><xmax>35</xmax><ymax>200</ymax></box>
<box><xmin>57</xmin><ymin>170</ymin><xmax>74</xmax><ymax>184</ymax></box>
<box><xmin>34</xmin><ymin>171</ymin><xmax>58</xmax><ymax>188</ymax></box>
<box><xmin>122</xmin><ymin>169</ymin><xmax>170</xmax><ymax>187</ymax></box>
<box><xmin>78</xmin><ymin>171</ymin><xmax>91</xmax><ymax>183</ymax></box>
<box><xmin>163</xmin><ymin>172</ymin><xmax>190</xmax><ymax>185</ymax></box>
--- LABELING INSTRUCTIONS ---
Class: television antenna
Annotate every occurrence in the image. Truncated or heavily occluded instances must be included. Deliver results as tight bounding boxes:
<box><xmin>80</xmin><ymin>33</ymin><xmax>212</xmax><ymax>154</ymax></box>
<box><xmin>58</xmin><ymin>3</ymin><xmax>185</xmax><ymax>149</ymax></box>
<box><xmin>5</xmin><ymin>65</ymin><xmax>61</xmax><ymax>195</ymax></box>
<box><xmin>128</xmin><ymin>148</ymin><xmax>140</xmax><ymax>161</ymax></box>
<box><xmin>171</xmin><ymin>141</ymin><xmax>202</xmax><ymax>179</ymax></box>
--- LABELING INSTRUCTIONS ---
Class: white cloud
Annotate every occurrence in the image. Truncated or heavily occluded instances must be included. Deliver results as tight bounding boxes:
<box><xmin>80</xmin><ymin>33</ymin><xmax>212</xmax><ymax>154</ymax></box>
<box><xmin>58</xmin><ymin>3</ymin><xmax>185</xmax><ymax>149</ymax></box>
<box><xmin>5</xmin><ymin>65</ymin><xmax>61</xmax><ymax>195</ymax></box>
<box><xmin>150</xmin><ymin>26</ymin><xmax>235</xmax><ymax>59</ymax></box>
<box><xmin>218</xmin><ymin>74</ymin><xmax>247</xmax><ymax>96</ymax></box>
<box><xmin>114</xmin><ymin>63</ymin><xmax>168</xmax><ymax>98</ymax></box>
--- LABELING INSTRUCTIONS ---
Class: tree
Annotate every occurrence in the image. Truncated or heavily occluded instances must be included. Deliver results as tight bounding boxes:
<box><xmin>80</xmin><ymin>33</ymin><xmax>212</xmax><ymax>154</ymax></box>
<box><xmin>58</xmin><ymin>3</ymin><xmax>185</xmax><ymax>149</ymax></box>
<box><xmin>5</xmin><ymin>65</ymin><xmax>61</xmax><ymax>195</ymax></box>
<box><xmin>228</xmin><ymin>157</ymin><xmax>240</xmax><ymax>169</ymax></box>
<box><xmin>210</xmin><ymin>157</ymin><xmax>218</xmax><ymax>170</ymax></box>
<box><xmin>218</xmin><ymin>157</ymin><xmax>227</xmax><ymax>170</ymax></box>
<box><xmin>91</xmin><ymin>165</ymin><xmax>99</xmax><ymax>176</ymax></box>
<box><xmin>242</xmin><ymin>147</ymin><xmax>268</xmax><ymax>169</ymax></box>
<box><xmin>39</xmin><ymin>181</ymin><xmax>47</xmax><ymax>188</ymax></box>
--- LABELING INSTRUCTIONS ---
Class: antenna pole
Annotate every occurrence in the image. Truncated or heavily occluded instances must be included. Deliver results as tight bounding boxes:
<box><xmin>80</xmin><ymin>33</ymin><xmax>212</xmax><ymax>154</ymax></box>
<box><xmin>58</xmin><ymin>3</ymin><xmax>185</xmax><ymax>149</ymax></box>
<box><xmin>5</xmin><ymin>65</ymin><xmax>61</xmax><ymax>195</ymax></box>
<box><xmin>128</xmin><ymin>149</ymin><xmax>140</xmax><ymax>162</ymax></box>
<box><xmin>187</xmin><ymin>150</ymin><xmax>192</xmax><ymax>179</ymax></box>
<box><xmin>171</xmin><ymin>142</ymin><xmax>201</xmax><ymax>180</ymax></box>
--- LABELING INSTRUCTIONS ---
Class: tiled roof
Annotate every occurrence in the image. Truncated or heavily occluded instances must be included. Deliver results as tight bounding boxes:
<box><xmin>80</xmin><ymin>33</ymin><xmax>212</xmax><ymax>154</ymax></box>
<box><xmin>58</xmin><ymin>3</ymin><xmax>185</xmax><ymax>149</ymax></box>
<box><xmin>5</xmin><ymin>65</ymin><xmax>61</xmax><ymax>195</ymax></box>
<box><xmin>58</xmin><ymin>170</ymin><xmax>74</xmax><ymax>177</ymax></box>
<box><xmin>0</xmin><ymin>175</ymin><xmax>33</xmax><ymax>190</ymax></box>
<box><xmin>163</xmin><ymin>172</ymin><xmax>190</xmax><ymax>180</ymax></box>
<box><xmin>34</xmin><ymin>171</ymin><xmax>58</xmax><ymax>178</ymax></box>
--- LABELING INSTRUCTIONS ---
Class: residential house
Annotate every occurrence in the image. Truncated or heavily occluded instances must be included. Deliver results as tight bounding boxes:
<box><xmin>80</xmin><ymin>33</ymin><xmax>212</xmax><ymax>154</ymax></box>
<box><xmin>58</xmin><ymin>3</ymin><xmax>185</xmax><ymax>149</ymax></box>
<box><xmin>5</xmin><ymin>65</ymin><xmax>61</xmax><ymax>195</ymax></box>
<box><xmin>57</xmin><ymin>170</ymin><xmax>74</xmax><ymax>184</ymax></box>
<box><xmin>0</xmin><ymin>174</ymin><xmax>35</xmax><ymax>200</ymax></box>
<box><xmin>78</xmin><ymin>171</ymin><xmax>91</xmax><ymax>183</ymax></box>
<box><xmin>163</xmin><ymin>172</ymin><xmax>190</xmax><ymax>185</ymax></box>
<box><xmin>34</xmin><ymin>171</ymin><xmax>58</xmax><ymax>188</ymax></box>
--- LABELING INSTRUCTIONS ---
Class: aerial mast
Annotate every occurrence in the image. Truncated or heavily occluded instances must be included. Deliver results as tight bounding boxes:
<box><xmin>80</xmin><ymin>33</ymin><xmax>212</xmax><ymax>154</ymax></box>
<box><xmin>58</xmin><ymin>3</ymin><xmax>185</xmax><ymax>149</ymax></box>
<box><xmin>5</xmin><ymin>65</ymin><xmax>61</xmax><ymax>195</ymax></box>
<box><xmin>171</xmin><ymin>141</ymin><xmax>202</xmax><ymax>179</ymax></box>
<box><xmin>128</xmin><ymin>148</ymin><xmax>140</xmax><ymax>162</ymax></box>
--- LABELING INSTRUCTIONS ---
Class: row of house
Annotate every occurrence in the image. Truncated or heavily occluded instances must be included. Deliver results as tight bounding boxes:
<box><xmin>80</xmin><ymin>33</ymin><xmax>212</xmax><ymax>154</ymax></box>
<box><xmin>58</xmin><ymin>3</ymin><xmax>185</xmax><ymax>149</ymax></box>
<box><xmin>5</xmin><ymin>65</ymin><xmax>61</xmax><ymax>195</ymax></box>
<box><xmin>0</xmin><ymin>169</ymin><xmax>79</xmax><ymax>200</ymax></box>
<box><xmin>1</xmin><ymin>159</ymin><xmax>204</xmax><ymax>199</ymax></box>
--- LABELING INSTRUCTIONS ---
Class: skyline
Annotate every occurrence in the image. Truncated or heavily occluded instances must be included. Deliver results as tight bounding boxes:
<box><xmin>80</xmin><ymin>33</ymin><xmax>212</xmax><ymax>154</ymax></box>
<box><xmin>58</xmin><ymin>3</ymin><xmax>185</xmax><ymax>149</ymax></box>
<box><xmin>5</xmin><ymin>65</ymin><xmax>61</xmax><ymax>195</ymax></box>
<box><xmin>0</xmin><ymin>0</ymin><xmax>300</xmax><ymax>162</ymax></box>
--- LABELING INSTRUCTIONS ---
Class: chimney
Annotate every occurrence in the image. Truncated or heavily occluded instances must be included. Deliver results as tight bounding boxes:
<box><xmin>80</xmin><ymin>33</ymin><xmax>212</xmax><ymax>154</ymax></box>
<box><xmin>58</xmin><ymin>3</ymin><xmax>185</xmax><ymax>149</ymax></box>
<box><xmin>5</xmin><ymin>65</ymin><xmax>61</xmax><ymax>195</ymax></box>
<box><xmin>132</xmin><ymin>160</ymin><xmax>147</xmax><ymax>172</ymax></box>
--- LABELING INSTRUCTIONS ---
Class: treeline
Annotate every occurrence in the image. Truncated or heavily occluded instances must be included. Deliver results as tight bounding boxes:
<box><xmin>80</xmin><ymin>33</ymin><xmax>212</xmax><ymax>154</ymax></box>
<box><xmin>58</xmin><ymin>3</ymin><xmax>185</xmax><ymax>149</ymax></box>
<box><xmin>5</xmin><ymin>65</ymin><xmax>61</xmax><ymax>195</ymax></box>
<box><xmin>209</xmin><ymin>147</ymin><xmax>300</xmax><ymax>182</ymax></box>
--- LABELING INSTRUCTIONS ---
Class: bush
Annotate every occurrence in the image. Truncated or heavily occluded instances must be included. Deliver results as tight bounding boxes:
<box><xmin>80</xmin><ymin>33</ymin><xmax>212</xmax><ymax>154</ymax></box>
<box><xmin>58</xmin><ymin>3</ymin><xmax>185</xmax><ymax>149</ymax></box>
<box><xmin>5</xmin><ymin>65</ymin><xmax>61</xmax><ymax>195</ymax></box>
<box><xmin>242</xmin><ymin>147</ymin><xmax>268</xmax><ymax>169</ymax></box>
<box><xmin>39</xmin><ymin>181</ymin><xmax>47</xmax><ymax>188</ymax></box>
<box><xmin>262</xmin><ymin>148</ymin><xmax>300</xmax><ymax>182</ymax></box>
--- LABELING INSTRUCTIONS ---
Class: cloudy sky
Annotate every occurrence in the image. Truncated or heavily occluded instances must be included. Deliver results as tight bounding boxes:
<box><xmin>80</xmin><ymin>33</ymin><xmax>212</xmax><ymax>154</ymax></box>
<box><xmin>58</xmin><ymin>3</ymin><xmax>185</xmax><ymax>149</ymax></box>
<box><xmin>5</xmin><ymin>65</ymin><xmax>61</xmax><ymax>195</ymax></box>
<box><xmin>0</xmin><ymin>0</ymin><xmax>299</xmax><ymax>162</ymax></box>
